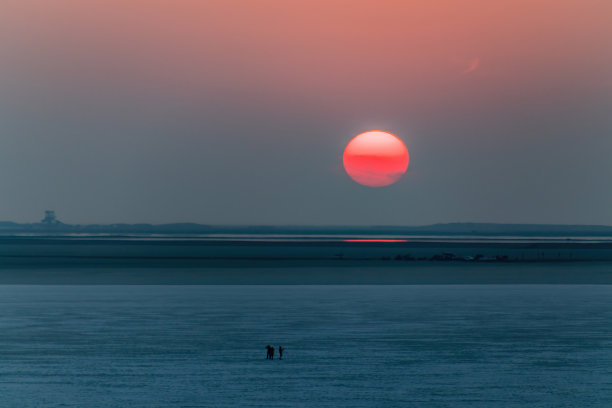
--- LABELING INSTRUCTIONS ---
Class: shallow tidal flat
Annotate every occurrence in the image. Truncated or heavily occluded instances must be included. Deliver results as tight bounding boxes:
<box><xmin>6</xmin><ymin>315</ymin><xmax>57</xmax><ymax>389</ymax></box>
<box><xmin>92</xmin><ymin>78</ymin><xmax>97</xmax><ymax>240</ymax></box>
<box><xmin>2</xmin><ymin>285</ymin><xmax>612</xmax><ymax>407</ymax></box>
<box><xmin>0</xmin><ymin>237</ymin><xmax>611</xmax><ymax>284</ymax></box>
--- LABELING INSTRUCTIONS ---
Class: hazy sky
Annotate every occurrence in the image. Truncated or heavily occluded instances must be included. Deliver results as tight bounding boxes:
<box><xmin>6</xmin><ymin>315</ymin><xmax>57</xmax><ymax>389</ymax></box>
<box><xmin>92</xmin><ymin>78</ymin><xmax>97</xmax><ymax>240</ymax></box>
<box><xmin>1</xmin><ymin>0</ymin><xmax>611</xmax><ymax>225</ymax></box>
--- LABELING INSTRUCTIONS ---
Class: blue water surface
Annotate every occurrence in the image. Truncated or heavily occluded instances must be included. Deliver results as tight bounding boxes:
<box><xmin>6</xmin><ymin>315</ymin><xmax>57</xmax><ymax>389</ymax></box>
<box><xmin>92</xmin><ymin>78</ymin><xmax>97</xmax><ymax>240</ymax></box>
<box><xmin>0</xmin><ymin>284</ymin><xmax>611</xmax><ymax>407</ymax></box>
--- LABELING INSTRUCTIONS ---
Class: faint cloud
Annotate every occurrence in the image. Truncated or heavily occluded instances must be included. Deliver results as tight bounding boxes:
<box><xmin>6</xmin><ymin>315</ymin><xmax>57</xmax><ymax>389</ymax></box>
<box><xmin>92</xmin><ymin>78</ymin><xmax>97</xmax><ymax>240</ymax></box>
<box><xmin>461</xmin><ymin>58</ymin><xmax>480</xmax><ymax>75</ymax></box>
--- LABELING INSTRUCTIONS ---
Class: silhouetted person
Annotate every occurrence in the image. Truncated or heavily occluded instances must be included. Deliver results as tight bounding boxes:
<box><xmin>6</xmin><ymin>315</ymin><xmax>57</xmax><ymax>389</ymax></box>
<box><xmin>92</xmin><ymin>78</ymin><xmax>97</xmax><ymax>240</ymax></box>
<box><xmin>269</xmin><ymin>346</ymin><xmax>275</xmax><ymax>360</ymax></box>
<box><xmin>278</xmin><ymin>346</ymin><xmax>283</xmax><ymax>360</ymax></box>
<box><xmin>266</xmin><ymin>345</ymin><xmax>272</xmax><ymax>360</ymax></box>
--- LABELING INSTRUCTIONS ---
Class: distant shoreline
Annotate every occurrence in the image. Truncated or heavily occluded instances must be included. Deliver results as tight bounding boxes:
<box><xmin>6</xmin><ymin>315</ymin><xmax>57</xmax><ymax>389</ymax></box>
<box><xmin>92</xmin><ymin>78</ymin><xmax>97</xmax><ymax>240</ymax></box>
<box><xmin>3</xmin><ymin>220</ymin><xmax>612</xmax><ymax>237</ymax></box>
<box><xmin>0</xmin><ymin>236</ymin><xmax>610</xmax><ymax>284</ymax></box>
<box><xmin>1</xmin><ymin>236</ymin><xmax>612</xmax><ymax>264</ymax></box>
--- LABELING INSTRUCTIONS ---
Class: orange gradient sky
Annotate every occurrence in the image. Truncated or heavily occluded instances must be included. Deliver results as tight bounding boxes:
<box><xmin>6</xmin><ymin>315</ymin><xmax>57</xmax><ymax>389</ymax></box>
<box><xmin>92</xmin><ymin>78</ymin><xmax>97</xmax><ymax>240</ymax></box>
<box><xmin>4</xmin><ymin>0</ymin><xmax>611</xmax><ymax>115</ymax></box>
<box><xmin>0</xmin><ymin>1</ymin><xmax>611</xmax><ymax>225</ymax></box>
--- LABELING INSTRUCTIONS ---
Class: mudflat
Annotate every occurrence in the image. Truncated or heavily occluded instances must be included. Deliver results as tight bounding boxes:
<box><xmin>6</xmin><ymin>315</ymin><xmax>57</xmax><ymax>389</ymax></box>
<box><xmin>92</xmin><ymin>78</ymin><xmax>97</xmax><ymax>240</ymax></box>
<box><xmin>0</xmin><ymin>236</ymin><xmax>611</xmax><ymax>284</ymax></box>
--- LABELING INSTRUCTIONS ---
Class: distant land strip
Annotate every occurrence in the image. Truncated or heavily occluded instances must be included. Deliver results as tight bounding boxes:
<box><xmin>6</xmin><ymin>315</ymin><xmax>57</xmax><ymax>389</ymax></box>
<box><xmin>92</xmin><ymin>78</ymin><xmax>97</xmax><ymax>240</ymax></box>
<box><xmin>1</xmin><ymin>237</ymin><xmax>612</xmax><ymax>265</ymax></box>
<box><xmin>0</xmin><ymin>236</ymin><xmax>610</xmax><ymax>284</ymax></box>
<box><xmin>3</xmin><ymin>221</ymin><xmax>612</xmax><ymax>236</ymax></box>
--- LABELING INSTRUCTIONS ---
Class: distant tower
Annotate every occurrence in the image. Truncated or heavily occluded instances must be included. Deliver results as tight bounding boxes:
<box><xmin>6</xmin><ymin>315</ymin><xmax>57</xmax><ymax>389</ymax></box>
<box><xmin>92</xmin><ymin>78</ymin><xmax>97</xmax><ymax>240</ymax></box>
<box><xmin>41</xmin><ymin>210</ymin><xmax>59</xmax><ymax>225</ymax></box>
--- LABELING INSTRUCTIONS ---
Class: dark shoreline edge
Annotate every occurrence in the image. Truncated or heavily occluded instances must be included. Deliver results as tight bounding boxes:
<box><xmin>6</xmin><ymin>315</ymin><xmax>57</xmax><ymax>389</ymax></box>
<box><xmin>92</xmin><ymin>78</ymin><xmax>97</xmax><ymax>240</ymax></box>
<box><xmin>0</xmin><ymin>236</ymin><xmax>610</xmax><ymax>284</ymax></box>
<box><xmin>1</xmin><ymin>236</ymin><xmax>612</xmax><ymax>263</ymax></box>
<box><xmin>0</xmin><ymin>262</ymin><xmax>611</xmax><ymax>285</ymax></box>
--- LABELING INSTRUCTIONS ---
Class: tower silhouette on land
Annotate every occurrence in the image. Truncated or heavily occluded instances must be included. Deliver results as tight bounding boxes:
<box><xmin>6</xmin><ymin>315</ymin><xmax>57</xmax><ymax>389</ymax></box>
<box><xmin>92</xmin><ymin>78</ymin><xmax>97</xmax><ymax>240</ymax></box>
<box><xmin>41</xmin><ymin>210</ymin><xmax>60</xmax><ymax>225</ymax></box>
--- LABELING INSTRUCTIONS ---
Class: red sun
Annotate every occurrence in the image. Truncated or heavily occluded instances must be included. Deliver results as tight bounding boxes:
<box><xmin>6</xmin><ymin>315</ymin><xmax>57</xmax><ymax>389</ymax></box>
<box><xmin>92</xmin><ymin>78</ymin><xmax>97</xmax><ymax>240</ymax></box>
<box><xmin>343</xmin><ymin>130</ymin><xmax>409</xmax><ymax>187</ymax></box>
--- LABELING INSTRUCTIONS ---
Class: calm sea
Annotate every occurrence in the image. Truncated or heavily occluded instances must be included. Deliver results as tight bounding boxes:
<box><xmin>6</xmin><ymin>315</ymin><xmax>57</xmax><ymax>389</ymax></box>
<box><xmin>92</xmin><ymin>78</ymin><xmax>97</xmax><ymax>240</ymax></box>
<box><xmin>1</xmin><ymin>284</ymin><xmax>611</xmax><ymax>407</ymax></box>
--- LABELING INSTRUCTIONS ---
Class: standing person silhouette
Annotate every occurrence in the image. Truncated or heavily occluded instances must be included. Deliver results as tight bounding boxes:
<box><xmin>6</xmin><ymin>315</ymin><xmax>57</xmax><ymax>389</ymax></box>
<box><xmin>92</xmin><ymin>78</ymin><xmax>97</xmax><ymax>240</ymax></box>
<box><xmin>269</xmin><ymin>346</ymin><xmax>275</xmax><ymax>360</ymax></box>
<box><xmin>278</xmin><ymin>346</ymin><xmax>284</xmax><ymax>360</ymax></box>
<box><xmin>266</xmin><ymin>345</ymin><xmax>272</xmax><ymax>360</ymax></box>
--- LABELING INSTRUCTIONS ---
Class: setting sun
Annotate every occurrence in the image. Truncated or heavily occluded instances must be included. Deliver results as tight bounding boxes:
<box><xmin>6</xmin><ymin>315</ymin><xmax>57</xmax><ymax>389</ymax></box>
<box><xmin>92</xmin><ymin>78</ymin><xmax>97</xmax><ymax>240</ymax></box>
<box><xmin>343</xmin><ymin>130</ymin><xmax>409</xmax><ymax>187</ymax></box>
